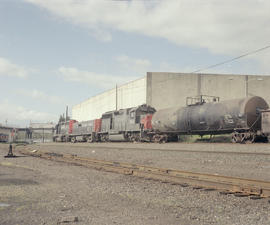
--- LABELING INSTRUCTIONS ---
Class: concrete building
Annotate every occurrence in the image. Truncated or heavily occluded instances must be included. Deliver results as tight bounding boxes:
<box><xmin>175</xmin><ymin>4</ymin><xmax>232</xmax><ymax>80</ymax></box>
<box><xmin>0</xmin><ymin>126</ymin><xmax>13</xmax><ymax>135</ymax></box>
<box><xmin>72</xmin><ymin>77</ymin><xmax>146</xmax><ymax>121</ymax></box>
<box><xmin>72</xmin><ymin>72</ymin><xmax>270</xmax><ymax>121</ymax></box>
<box><xmin>29</xmin><ymin>122</ymin><xmax>55</xmax><ymax>129</ymax></box>
<box><xmin>29</xmin><ymin>122</ymin><xmax>55</xmax><ymax>143</ymax></box>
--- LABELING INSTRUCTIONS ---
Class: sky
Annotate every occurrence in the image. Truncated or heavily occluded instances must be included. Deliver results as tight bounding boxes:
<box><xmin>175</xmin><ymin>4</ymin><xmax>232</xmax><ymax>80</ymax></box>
<box><xmin>0</xmin><ymin>0</ymin><xmax>270</xmax><ymax>127</ymax></box>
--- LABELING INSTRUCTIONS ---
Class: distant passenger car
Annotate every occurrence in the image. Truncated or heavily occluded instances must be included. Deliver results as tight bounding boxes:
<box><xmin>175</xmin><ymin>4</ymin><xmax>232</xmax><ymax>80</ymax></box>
<box><xmin>0</xmin><ymin>133</ymin><xmax>9</xmax><ymax>142</ymax></box>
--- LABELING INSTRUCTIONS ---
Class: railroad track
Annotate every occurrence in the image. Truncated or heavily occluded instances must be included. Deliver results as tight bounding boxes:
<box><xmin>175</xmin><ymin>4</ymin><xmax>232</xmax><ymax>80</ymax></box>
<box><xmin>81</xmin><ymin>145</ymin><xmax>270</xmax><ymax>156</ymax></box>
<box><xmin>40</xmin><ymin>143</ymin><xmax>270</xmax><ymax>156</ymax></box>
<box><xmin>18</xmin><ymin>147</ymin><xmax>270</xmax><ymax>199</ymax></box>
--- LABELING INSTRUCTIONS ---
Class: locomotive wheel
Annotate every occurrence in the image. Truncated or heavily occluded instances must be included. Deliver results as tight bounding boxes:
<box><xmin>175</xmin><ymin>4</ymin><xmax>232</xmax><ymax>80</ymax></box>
<box><xmin>132</xmin><ymin>134</ymin><xmax>141</xmax><ymax>143</ymax></box>
<box><xmin>87</xmin><ymin>136</ymin><xmax>93</xmax><ymax>143</ymax></box>
<box><xmin>153</xmin><ymin>134</ymin><xmax>160</xmax><ymax>143</ymax></box>
<box><xmin>100</xmin><ymin>135</ymin><xmax>105</xmax><ymax>142</ymax></box>
<box><xmin>101</xmin><ymin>134</ymin><xmax>109</xmax><ymax>142</ymax></box>
<box><xmin>129</xmin><ymin>135</ymin><xmax>135</xmax><ymax>142</ymax></box>
<box><xmin>161</xmin><ymin>135</ymin><xmax>168</xmax><ymax>143</ymax></box>
<box><xmin>153</xmin><ymin>134</ymin><xmax>168</xmax><ymax>143</ymax></box>
<box><xmin>71</xmin><ymin>137</ymin><xmax>76</xmax><ymax>143</ymax></box>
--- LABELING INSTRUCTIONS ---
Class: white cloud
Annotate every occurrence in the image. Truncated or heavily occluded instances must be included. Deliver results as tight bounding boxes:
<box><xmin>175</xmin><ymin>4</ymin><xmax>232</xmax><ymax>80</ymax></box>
<box><xmin>0</xmin><ymin>57</ymin><xmax>33</xmax><ymax>78</ymax></box>
<box><xmin>115</xmin><ymin>55</ymin><xmax>151</xmax><ymax>74</ymax></box>
<box><xmin>16</xmin><ymin>89</ymin><xmax>65</xmax><ymax>105</ymax></box>
<box><xmin>58</xmin><ymin>66</ymin><xmax>137</xmax><ymax>89</ymax></box>
<box><xmin>23</xmin><ymin>0</ymin><xmax>270</xmax><ymax>56</ymax></box>
<box><xmin>89</xmin><ymin>28</ymin><xmax>112</xmax><ymax>42</ymax></box>
<box><xmin>0</xmin><ymin>100</ymin><xmax>57</xmax><ymax>127</ymax></box>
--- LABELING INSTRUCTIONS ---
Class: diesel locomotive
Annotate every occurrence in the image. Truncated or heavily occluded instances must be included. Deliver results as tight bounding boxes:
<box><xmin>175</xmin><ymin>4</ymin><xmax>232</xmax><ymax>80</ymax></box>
<box><xmin>53</xmin><ymin>96</ymin><xmax>270</xmax><ymax>143</ymax></box>
<box><xmin>53</xmin><ymin>104</ymin><xmax>156</xmax><ymax>143</ymax></box>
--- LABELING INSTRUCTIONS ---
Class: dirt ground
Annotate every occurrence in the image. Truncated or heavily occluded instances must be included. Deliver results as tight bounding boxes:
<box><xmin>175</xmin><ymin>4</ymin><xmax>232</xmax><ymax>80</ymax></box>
<box><xmin>0</xmin><ymin>142</ymin><xmax>270</xmax><ymax>225</ymax></box>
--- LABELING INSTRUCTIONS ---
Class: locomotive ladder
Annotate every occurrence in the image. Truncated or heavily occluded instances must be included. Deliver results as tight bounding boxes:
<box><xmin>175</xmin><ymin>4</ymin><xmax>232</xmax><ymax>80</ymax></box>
<box><xmin>18</xmin><ymin>147</ymin><xmax>270</xmax><ymax>199</ymax></box>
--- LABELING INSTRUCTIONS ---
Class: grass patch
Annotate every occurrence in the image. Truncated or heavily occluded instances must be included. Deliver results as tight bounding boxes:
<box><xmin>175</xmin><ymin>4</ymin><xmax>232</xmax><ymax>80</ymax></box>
<box><xmin>178</xmin><ymin>134</ymin><xmax>231</xmax><ymax>143</ymax></box>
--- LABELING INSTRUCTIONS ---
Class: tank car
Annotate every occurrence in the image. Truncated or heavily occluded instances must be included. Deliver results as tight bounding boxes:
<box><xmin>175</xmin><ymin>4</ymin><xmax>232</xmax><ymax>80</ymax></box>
<box><xmin>151</xmin><ymin>96</ymin><xmax>269</xmax><ymax>143</ymax></box>
<box><xmin>261</xmin><ymin>109</ymin><xmax>270</xmax><ymax>142</ymax></box>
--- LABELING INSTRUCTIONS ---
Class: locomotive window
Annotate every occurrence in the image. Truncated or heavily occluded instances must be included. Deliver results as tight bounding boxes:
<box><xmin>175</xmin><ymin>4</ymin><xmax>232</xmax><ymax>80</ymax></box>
<box><xmin>130</xmin><ymin>111</ymin><xmax>135</xmax><ymax>119</ymax></box>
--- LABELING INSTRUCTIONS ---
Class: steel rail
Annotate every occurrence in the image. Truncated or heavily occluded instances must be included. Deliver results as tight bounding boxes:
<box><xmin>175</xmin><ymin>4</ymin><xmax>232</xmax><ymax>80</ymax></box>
<box><xmin>80</xmin><ymin>145</ymin><xmax>270</xmax><ymax>156</ymax></box>
<box><xmin>18</xmin><ymin>147</ymin><xmax>270</xmax><ymax>198</ymax></box>
<box><xmin>39</xmin><ymin>143</ymin><xmax>270</xmax><ymax>156</ymax></box>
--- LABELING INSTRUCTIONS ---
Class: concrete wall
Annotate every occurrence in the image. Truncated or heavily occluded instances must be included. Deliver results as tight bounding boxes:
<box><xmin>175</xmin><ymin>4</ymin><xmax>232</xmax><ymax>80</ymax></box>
<box><xmin>147</xmin><ymin>72</ymin><xmax>270</xmax><ymax>110</ymax></box>
<box><xmin>247</xmin><ymin>75</ymin><xmax>270</xmax><ymax>104</ymax></box>
<box><xmin>147</xmin><ymin>72</ymin><xmax>198</xmax><ymax>110</ymax></box>
<box><xmin>72</xmin><ymin>72</ymin><xmax>270</xmax><ymax>122</ymax></box>
<box><xmin>72</xmin><ymin>77</ymin><xmax>146</xmax><ymax>121</ymax></box>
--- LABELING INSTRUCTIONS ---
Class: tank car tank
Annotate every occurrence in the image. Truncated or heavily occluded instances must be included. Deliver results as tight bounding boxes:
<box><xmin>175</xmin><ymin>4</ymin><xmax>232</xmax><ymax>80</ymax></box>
<box><xmin>151</xmin><ymin>96</ymin><xmax>269</xmax><ymax>143</ymax></box>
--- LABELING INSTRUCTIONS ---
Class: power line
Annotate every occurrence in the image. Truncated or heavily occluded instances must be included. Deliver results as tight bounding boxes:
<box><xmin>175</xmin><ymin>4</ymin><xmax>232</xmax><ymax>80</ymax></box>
<box><xmin>191</xmin><ymin>45</ymin><xmax>270</xmax><ymax>73</ymax></box>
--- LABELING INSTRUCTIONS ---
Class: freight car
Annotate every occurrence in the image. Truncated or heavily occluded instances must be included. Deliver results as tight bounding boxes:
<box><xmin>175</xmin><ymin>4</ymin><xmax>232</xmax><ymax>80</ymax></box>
<box><xmin>261</xmin><ymin>109</ymin><xmax>270</xmax><ymax>141</ymax></box>
<box><xmin>151</xmin><ymin>95</ymin><xmax>269</xmax><ymax>143</ymax></box>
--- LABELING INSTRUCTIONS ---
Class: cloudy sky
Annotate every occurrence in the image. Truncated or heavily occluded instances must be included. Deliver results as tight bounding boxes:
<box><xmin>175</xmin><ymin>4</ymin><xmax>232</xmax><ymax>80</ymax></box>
<box><xmin>1</xmin><ymin>0</ymin><xmax>270</xmax><ymax>126</ymax></box>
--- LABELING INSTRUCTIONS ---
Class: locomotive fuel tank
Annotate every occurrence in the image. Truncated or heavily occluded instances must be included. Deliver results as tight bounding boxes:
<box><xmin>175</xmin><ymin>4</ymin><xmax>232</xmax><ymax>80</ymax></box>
<box><xmin>152</xmin><ymin>96</ymin><xmax>269</xmax><ymax>135</ymax></box>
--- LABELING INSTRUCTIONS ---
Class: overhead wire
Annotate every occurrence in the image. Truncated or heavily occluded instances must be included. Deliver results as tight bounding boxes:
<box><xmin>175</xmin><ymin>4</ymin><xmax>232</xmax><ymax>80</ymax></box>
<box><xmin>75</xmin><ymin>44</ymin><xmax>270</xmax><ymax>112</ymax></box>
<box><xmin>191</xmin><ymin>44</ymin><xmax>270</xmax><ymax>73</ymax></box>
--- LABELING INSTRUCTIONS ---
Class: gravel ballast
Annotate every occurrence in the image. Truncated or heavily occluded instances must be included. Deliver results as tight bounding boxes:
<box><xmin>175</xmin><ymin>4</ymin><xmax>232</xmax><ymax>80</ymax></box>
<box><xmin>26</xmin><ymin>142</ymin><xmax>270</xmax><ymax>181</ymax></box>
<box><xmin>1</xmin><ymin>143</ymin><xmax>270</xmax><ymax>225</ymax></box>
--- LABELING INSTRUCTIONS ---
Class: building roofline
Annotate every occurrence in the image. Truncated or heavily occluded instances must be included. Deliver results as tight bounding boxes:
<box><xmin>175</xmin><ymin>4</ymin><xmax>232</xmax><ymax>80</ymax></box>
<box><xmin>148</xmin><ymin>72</ymin><xmax>270</xmax><ymax>77</ymax></box>
<box><xmin>72</xmin><ymin>75</ymin><xmax>146</xmax><ymax>108</ymax></box>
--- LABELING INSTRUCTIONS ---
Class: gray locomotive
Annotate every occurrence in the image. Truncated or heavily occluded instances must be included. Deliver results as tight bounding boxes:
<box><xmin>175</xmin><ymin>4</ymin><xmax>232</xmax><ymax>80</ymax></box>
<box><xmin>53</xmin><ymin>104</ymin><xmax>156</xmax><ymax>142</ymax></box>
<box><xmin>151</xmin><ymin>96</ymin><xmax>269</xmax><ymax>143</ymax></box>
<box><xmin>99</xmin><ymin>104</ymin><xmax>156</xmax><ymax>142</ymax></box>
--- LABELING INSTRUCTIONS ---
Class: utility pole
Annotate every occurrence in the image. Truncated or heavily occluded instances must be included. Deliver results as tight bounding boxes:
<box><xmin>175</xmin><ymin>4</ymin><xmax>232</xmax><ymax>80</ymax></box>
<box><xmin>66</xmin><ymin>106</ymin><xmax>68</xmax><ymax>121</ymax></box>
<box><xmin>245</xmin><ymin>75</ymin><xmax>249</xmax><ymax>97</ymax></box>
<box><xmin>116</xmin><ymin>84</ymin><xmax>118</xmax><ymax>111</ymax></box>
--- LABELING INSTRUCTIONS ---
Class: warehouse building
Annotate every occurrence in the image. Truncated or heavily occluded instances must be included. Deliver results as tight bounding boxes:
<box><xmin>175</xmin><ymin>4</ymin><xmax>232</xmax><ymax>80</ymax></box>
<box><xmin>72</xmin><ymin>72</ymin><xmax>270</xmax><ymax>122</ymax></box>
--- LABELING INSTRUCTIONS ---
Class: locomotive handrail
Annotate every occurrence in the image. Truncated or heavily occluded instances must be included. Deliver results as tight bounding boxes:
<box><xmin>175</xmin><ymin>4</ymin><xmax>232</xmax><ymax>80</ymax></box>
<box><xmin>186</xmin><ymin>95</ymin><xmax>220</xmax><ymax>106</ymax></box>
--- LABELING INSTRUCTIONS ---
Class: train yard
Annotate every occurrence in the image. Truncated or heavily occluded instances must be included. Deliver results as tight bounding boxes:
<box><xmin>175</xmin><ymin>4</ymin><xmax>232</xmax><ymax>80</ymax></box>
<box><xmin>17</xmin><ymin>146</ymin><xmax>270</xmax><ymax>198</ymax></box>
<box><xmin>1</xmin><ymin>142</ymin><xmax>270</xmax><ymax>224</ymax></box>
